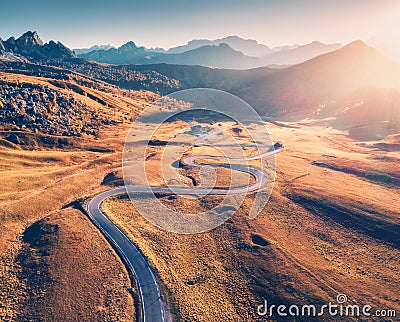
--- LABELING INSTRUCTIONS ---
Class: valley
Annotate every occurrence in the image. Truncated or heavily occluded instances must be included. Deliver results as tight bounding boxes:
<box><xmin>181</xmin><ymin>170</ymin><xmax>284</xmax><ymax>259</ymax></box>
<box><xmin>0</xmin><ymin>29</ymin><xmax>399</xmax><ymax>321</ymax></box>
<box><xmin>100</xmin><ymin>120</ymin><xmax>400</xmax><ymax>321</ymax></box>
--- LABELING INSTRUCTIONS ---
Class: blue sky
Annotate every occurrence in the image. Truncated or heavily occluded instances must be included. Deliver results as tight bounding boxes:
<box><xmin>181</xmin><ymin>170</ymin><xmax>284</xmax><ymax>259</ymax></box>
<box><xmin>0</xmin><ymin>0</ymin><xmax>399</xmax><ymax>49</ymax></box>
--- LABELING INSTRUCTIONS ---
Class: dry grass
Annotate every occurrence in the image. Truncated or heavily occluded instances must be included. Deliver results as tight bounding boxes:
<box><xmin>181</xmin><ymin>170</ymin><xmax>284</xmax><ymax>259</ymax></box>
<box><xmin>1</xmin><ymin>73</ymin><xmax>399</xmax><ymax>321</ymax></box>
<box><xmin>0</xmin><ymin>72</ymin><xmax>151</xmax><ymax>321</ymax></box>
<box><xmin>0</xmin><ymin>209</ymin><xmax>134</xmax><ymax>321</ymax></box>
<box><xmin>102</xmin><ymin>120</ymin><xmax>399</xmax><ymax>321</ymax></box>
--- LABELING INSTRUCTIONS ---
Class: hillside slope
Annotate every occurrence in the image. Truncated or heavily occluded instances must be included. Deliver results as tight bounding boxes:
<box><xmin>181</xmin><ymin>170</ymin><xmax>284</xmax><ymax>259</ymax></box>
<box><xmin>235</xmin><ymin>40</ymin><xmax>400</xmax><ymax>116</ymax></box>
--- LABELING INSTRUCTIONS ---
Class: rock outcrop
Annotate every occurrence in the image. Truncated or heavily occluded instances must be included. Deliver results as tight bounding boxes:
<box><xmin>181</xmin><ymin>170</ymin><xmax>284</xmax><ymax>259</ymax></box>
<box><xmin>2</xmin><ymin>31</ymin><xmax>75</xmax><ymax>61</ymax></box>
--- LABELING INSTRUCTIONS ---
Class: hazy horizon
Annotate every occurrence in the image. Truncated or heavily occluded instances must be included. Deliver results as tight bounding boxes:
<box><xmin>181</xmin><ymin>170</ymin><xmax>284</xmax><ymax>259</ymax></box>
<box><xmin>0</xmin><ymin>0</ymin><xmax>399</xmax><ymax>51</ymax></box>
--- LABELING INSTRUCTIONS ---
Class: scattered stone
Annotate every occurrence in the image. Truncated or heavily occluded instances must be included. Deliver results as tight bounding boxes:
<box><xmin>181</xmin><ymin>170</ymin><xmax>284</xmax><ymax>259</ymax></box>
<box><xmin>5</xmin><ymin>133</ymin><xmax>20</xmax><ymax>144</ymax></box>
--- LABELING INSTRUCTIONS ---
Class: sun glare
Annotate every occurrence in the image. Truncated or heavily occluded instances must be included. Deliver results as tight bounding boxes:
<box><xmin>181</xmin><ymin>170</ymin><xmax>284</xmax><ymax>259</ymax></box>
<box><xmin>375</xmin><ymin>3</ymin><xmax>400</xmax><ymax>54</ymax></box>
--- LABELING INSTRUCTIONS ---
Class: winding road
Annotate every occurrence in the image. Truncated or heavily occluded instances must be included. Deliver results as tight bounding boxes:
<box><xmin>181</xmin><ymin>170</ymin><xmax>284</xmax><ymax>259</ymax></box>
<box><xmin>85</xmin><ymin>142</ymin><xmax>282</xmax><ymax>322</ymax></box>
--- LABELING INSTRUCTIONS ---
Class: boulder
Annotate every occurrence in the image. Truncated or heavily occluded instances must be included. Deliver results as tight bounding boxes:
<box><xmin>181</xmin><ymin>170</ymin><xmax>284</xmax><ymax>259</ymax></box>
<box><xmin>6</xmin><ymin>133</ymin><xmax>20</xmax><ymax>144</ymax></box>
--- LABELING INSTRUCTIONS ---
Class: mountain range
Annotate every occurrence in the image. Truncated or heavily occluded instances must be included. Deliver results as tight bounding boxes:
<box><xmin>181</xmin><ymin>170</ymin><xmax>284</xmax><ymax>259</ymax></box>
<box><xmin>73</xmin><ymin>44</ymin><xmax>113</xmax><ymax>55</ymax></box>
<box><xmin>0</xmin><ymin>32</ymin><xmax>344</xmax><ymax>69</ymax></box>
<box><xmin>78</xmin><ymin>41</ymin><xmax>261</xmax><ymax>69</ymax></box>
<box><xmin>164</xmin><ymin>35</ymin><xmax>274</xmax><ymax>56</ymax></box>
<box><xmin>234</xmin><ymin>40</ymin><xmax>400</xmax><ymax>115</ymax></box>
<box><xmin>0</xmin><ymin>31</ymin><xmax>75</xmax><ymax>61</ymax></box>
<box><xmin>122</xmin><ymin>41</ymin><xmax>399</xmax><ymax>117</ymax></box>
<box><xmin>76</xmin><ymin>36</ymin><xmax>343</xmax><ymax>69</ymax></box>
<box><xmin>1</xmin><ymin>31</ymin><xmax>399</xmax><ymax>139</ymax></box>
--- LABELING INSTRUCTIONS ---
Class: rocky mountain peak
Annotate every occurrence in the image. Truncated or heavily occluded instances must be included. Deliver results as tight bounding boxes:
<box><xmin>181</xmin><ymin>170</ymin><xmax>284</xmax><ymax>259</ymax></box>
<box><xmin>119</xmin><ymin>41</ymin><xmax>138</xmax><ymax>51</ymax></box>
<box><xmin>16</xmin><ymin>31</ymin><xmax>44</xmax><ymax>50</ymax></box>
<box><xmin>2</xmin><ymin>31</ymin><xmax>75</xmax><ymax>61</ymax></box>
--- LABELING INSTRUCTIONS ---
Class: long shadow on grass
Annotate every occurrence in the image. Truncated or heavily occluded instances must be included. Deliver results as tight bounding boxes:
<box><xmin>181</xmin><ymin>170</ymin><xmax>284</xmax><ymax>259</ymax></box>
<box><xmin>291</xmin><ymin>195</ymin><xmax>400</xmax><ymax>249</ymax></box>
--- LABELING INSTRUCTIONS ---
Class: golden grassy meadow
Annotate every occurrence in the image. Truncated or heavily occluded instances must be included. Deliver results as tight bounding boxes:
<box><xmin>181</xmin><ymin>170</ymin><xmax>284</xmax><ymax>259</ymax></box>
<box><xmin>0</xmin><ymin>72</ymin><xmax>399</xmax><ymax>321</ymax></box>
<box><xmin>102</xmin><ymin>121</ymin><xmax>400</xmax><ymax>321</ymax></box>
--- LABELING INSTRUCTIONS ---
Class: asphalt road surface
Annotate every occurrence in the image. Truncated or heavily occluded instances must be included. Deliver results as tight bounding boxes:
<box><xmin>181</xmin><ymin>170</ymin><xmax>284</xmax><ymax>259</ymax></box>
<box><xmin>85</xmin><ymin>143</ymin><xmax>282</xmax><ymax>322</ymax></box>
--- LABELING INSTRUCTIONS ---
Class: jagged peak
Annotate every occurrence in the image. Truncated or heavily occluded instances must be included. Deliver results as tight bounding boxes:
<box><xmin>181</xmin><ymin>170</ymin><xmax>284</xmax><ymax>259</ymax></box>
<box><xmin>1</xmin><ymin>31</ymin><xmax>75</xmax><ymax>60</ymax></box>
<box><xmin>17</xmin><ymin>30</ymin><xmax>44</xmax><ymax>46</ymax></box>
<box><xmin>119</xmin><ymin>41</ymin><xmax>138</xmax><ymax>50</ymax></box>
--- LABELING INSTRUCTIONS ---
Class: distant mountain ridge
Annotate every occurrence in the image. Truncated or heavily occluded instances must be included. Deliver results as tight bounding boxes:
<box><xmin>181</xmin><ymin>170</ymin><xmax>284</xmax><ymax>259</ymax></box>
<box><xmin>77</xmin><ymin>36</ymin><xmax>343</xmax><ymax>69</ymax></box>
<box><xmin>74</xmin><ymin>39</ymin><xmax>400</xmax><ymax>120</ymax></box>
<box><xmin>81</xmin><ymin>41</ymin><xmax>149</xmax><ymax>64</ymax></box>
<box><xmin>166</xmin><ymin>35</ymin><xmax>274</xmax><ymax>56</ymax></box>
<box><xmin>263</xmin><ymin>41</ymin><xmax>342</xmax><ymax>64</ymax></box>
<box><xmin>74</xmin><ymin>44</ymin><xmax>114</xmax><ymax>55</ymax></box>
<box><xmin>79</xmin><ymin>42</ymin><xmax>260</xmax><ymax>69</ymax></box>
